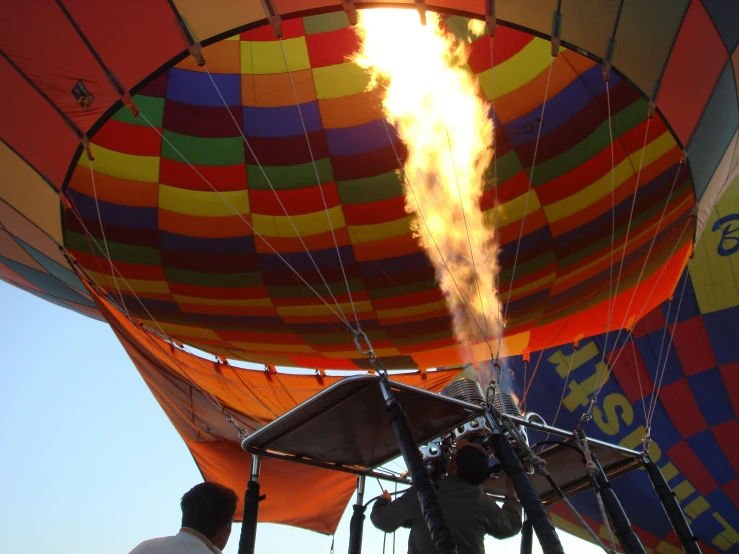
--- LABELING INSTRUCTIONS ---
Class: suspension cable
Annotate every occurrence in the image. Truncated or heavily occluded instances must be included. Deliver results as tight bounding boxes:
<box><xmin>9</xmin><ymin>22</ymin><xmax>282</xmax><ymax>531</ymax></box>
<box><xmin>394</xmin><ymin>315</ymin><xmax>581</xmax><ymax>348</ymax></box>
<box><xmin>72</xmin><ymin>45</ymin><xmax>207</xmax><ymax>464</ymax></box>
<box><xmin>66</xmin><ymin>202</ymin><xmax>281</xmax><ymax>429</ymax></box>
<box><xmin>496</xmin><ymin>56</ymin><xmax>555</xmax><ymax>361</ymax></box>
<box><xmin>375</xmin><ymin>93</ymin><xmax>494</xmax><ymax>359</ymax></box>
<box><xmin>646</xmin><ymin>268</ymin><xmax>691</xmax><ymax>429</ymax></box>
<box><xmin>600</xmin><ymin>79</ymin><xmax>618</xmax><ymax>369</ymax></box>
<box><xmin>628</xmin><ymin>335</ymin><xmax>649</xmax><ymax>426</ymax></box>
<box><xmin>87</xmin><ymin>161</ymin><xmax>128</xmax><ymax>313</ymax></box>
<box><xmin>602</xmin><ymin>116</ymin><xmax>652</xmax><ymax>357</ymax></box>
<box><xmin>200</xmin><ymin>67</ymin><xmax>355</xmax><ymax>332</ymax></box>
<box><xmin>275</xmin><ymin>38</ymin><xmax>363</xmax><ymax>333</ymax></box>
<box><xmin>439</xmin><ymin>97</ymin><xmax>493</xmax><ymax>351</ymax></box>
<box><xmin>495</xmin><ymin>412</ymin><xmax>613</xmax><ymax>553</ymax></box>
<box><xmin>137</xmin><ymin>109</ymin><xmax>356</xmax><ymax>333</ymax></box>
<box><xmin>545</xmin><ymin>342</ymin><xmax>579</xmax><ymax>441</ymax></box>
<box><xmin>593</xmin><ymin>162</ymin><xmax>685</xmax><ymax>383</ymax></box>
<box><xmin>489</xmin><ymin>32</ymin><xmax>503</xmax><ymax>352</ymax></box>
<box><xmin>582</xmin><ymin>211</ymin><xmax>693</xmax><ymax>425</ymax></box>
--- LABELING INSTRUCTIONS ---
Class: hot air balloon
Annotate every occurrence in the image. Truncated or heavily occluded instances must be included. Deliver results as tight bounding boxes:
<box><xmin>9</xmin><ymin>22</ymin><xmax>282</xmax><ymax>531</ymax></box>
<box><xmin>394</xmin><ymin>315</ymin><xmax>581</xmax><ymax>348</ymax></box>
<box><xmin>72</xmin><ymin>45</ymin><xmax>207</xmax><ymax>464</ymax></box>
<box><xmin>1</xmin><ymin>1</ymin><xmax>738</xmax><ymax>553</ymax></box>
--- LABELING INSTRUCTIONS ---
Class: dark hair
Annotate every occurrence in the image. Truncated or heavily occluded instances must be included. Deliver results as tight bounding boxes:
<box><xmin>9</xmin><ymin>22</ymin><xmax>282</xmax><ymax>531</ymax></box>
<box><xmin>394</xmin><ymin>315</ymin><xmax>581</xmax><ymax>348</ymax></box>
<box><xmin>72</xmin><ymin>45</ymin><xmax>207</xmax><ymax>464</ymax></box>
<box><xmin>456</xmin><ymin>446</ymin><xmax>491</xmax><ymax>485</ymax></box>
<box><xmin>181</xmin><ymin>482</ymin><xmax>238</xmax><ymax>540</ymax></box>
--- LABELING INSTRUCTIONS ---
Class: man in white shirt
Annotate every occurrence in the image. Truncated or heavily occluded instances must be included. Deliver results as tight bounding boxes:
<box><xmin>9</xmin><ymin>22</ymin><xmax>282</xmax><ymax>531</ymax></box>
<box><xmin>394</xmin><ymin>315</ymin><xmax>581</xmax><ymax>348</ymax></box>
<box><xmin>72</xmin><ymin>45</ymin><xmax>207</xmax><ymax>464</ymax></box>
<box><xmin>129</xmin><ymin>482</ymin><xmax>239</xmax><ymax>554</ymax></box>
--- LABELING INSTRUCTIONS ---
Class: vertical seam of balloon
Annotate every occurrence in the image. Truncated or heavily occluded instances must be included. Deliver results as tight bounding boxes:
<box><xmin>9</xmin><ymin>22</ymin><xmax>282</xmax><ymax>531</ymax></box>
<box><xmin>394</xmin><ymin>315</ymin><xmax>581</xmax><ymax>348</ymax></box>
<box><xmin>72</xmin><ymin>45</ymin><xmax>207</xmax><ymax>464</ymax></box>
<box><xmin>87</xmin><ymin>161</ymin><xmax>128</xmax><ymax>314</ymax></box>
<box><xmin>136</xmin><ymin>108</ymin><xmax>355</xmax><ymax>333</ymax></box>
<box><xmin>439</xmin><ymin>92</ymin><xmax>495</xmax><ymax>361</ymax></box>
<box><xmin>646</xmin><ymin>267</ymin><xmax>690</xmax><ymax>429</ymax></box>
<box><xmin>498</xmin><ymin>56</ymin><xmax>555</xmax><ymax>334</ymax></box>
<box><xmin>65</xmin><ymin>202</ymin><xmax>252</xmax><ymax>434</ymax></box>
<box><xmin>591</xmin><ymin>213</ymin><xmax>693</xmax><ymax>401</ymax></box>
<box><xmin>201</xmin><ymin>66</ymin><xmax>354</xmax><ymax>332</ymax></box>
<box><xmin>375</xmin><ymin>90</ymin><xmax>495</xmax><ymax>357</ymax></box>
<box><xmin>277</xmin><ymin>36</ymin><xmax>362</xmax><ymax>334</ymax></box>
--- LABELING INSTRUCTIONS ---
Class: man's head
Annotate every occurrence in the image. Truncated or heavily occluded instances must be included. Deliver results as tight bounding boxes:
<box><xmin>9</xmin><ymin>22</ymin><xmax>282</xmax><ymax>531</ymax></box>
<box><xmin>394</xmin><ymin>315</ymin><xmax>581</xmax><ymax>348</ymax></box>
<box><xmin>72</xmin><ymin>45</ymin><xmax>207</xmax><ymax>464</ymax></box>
<box><xmin>454</xmin><ymin>443</ymin><xmax>491</xmax><ymax>485</ymax></box>
<box><xmin>181</xmin><ymin>482</ymin><xmax>238</xmax><ymax>550</ymax></box>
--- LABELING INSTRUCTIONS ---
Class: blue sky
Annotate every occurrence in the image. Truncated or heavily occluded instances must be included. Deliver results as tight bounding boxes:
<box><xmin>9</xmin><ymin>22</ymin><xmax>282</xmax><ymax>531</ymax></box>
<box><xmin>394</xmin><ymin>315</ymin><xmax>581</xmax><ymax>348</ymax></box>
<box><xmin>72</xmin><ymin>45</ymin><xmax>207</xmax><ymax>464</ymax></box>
<box><xmin>0</xmin><ymin>282</ymin><xmax>600</xmax><ymax>554</ymax></box>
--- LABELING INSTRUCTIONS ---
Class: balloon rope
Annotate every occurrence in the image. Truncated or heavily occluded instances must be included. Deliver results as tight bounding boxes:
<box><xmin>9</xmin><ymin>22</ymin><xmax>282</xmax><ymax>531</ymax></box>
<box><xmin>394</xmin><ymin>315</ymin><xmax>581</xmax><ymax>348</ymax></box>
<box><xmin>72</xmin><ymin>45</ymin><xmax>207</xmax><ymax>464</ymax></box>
<box><xmin>545</xmin><ymin>342</ymin><xmax>579</xmax><ymax>441</ymax></box>
<box><xmin>67</xmin><ymin>203</ymin><xmax>253</xmax><ymax>436</ymax></box>
<box><xmin>521</xmin><ymin>316</ymin><xmax>570</xmax><ymax>410</ymax></box>
<box><xmin>67</xmin><ymin>185</ymin><xmax>283</xmax><ymax>429</ymax></box>
<box><xmin>646</xmin><ymin>268</ymin><xmax>690</xmax><ymax>428</ymax></box>
<box><xmin>496</xmin><ymin>55</ymin><xmax>555</xmax><ymax>361</ymax></box>
<box><xmin>201</xmin><ymin>66</ymin><xmax>355</xmax><ymax>333</ymax></box>
<box><xmin>489</xmin><ymin>34</ymin><xmax>503</xmax><ymax>356</ymax></box>
<box><xmin>583</xmin><ymin>211</ymin><xmax>694</xmax><ymax>424</ymax></box>
<box><xmin>629</xmin><ymin>335</ymin><xmax>649</xmax><ymax>426</ymax></box>
<box><xmin>87</xmin><ymin>161</ymin><xmax>128</xmax><ymax>313</ymax></box>
<box><xmin>376</xmin><ymin>92</ymin><xmax>494</xmax><ymax>354</ymax></box>
<box><xmin>648</xmin><ymin>295</ymin><xmax>674</xmax><ymax>413</ymax></box>
<box><xmin>593</xmin><ymin>161</ymin><xmax>685</xmax><ymax>382</ymax></box>
<box><xmin>276</xmin><ymin>38</ymin><xmax>363</xmax><ymax>333</ymax></box>
<box><xmin>440</xmin><ymin>96</ymin><xmax>494</xmax><ymax>361</ymax></box>
<box><xmin>601</xmin><ymin>115</ymin><xmax>652</xmax><ymax>360</ymax></box>
<box><xmin>136</xmin><ymin>109</ymin><xmax>355</xmax><ymax>333</ymax></box>
<box><xmin>600</xmin><ymin>79</ymin><xmax>617</xmax><ymax>368</ymax></box>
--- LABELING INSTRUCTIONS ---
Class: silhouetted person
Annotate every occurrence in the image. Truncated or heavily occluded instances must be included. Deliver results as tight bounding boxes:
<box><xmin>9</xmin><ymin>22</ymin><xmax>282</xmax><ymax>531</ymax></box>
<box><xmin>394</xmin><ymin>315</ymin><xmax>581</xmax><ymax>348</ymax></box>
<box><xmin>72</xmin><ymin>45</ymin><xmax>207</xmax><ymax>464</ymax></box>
<box><xmin>371</xmin><ymin>442</ymin><xmax>522</xmax><ymax>554</ymax></box>
<box><xmin>129</xmin><ymin>482</ymin><xmax>238</xmax><ymax>554</ymax></box>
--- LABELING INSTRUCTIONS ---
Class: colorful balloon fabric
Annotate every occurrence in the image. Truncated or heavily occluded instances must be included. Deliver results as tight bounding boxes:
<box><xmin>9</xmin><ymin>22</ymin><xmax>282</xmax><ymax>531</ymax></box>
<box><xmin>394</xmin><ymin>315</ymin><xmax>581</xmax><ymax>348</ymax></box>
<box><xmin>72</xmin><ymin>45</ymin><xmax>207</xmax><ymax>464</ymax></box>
<box><xmin>2</xmin><ymin>1</ymin><xmax>739</xmax><ymax>551</ymax></box>
<box><xmin>503</xmin><ymin>181</ymin><xmax>739</xmax><ymax>552</ymax></box>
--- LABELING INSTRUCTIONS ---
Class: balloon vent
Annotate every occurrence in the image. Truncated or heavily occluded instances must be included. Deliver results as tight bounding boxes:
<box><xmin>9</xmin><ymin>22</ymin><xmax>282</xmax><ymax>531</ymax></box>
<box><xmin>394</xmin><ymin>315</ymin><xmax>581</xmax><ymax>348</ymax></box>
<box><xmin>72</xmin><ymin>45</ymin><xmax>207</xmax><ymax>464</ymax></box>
<box><xmin>493</xmin><ymin>392</ymin><xmax>522</xmax><ymax>418</ymax></box>
<box><xmin>442</xmin><ymin>379</ymin><xmax>485</xmax><ymax>406</ymax></box>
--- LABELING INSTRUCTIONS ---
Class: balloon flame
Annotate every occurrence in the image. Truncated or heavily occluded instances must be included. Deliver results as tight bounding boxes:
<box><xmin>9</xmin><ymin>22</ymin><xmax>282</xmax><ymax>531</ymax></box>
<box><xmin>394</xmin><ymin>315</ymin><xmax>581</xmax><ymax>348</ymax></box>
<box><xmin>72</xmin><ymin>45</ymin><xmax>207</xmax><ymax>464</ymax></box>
<box><xmin>354</xmin><ymin>10</ymin><xmax>503</xmax><ymax>362</ymax></box>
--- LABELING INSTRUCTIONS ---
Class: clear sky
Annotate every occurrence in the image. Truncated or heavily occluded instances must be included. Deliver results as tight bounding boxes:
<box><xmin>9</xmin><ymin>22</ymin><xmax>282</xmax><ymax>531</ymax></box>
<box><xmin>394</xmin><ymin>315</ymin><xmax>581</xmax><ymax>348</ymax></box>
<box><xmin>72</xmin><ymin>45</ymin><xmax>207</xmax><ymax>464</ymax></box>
<box><xmin>0</xmin><ymin>281</ymin><xmax>602</xmax><ymax>554</ymax></box>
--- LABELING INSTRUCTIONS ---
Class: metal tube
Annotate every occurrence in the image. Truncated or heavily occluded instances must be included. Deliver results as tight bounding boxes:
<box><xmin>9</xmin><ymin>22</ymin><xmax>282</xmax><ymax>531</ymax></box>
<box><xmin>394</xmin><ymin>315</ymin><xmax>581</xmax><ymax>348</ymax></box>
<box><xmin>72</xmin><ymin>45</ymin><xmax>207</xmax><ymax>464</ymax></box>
<box><xmin>380</xmin><ymin>377</ymin><xmax>458</xmax><ymax>554</ymax></box>
<box><xmin>251</xmin><ymin>453</ymin><xmax>262</xmax><ymax>481</ymax></box>
<box><xmin>243</xmin><ymin>449</ymin><xmax>411</xmax><ymax>485</ymax></box>
<box><xmin>485</xmin><ymin>412</ymin><xmax>564</xmax><ymax>554</ymax></box>
<box><xmin>642</xmin><ymin>455</ymin><xmax>702</xmax><ymax>554</ymax></box>
<box><xmin>348</xmin><ymin>476</ymin><xmax>367</xmax><ymax>554</ymax></box>
<box><xmin>503</xmin><ymin>414</ymin><xmax>641</xmax><ymax>458</ymax></box>
<box><xmin>590</xmin><ymin>453</ymin><xmax>646</xmax><ymax>554</ymax></box>
<box><xmin>238</xmin><ymin>454</ymin><xmax>262</xmax><ymax>554</ymax></box>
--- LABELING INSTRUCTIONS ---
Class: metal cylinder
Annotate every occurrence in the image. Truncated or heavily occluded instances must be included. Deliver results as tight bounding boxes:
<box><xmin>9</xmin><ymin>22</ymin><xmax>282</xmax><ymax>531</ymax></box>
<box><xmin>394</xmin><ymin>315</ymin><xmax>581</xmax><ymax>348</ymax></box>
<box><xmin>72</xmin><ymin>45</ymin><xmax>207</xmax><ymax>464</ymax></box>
<box><xmin>494</xmin><ymin>392</ymin><xmax>523</xmax><ymax>417</ymax></box>
<box><xmin>443</xmin><ymin>379</ymin><xmax>486</xmax><ymax>406</ymax></box>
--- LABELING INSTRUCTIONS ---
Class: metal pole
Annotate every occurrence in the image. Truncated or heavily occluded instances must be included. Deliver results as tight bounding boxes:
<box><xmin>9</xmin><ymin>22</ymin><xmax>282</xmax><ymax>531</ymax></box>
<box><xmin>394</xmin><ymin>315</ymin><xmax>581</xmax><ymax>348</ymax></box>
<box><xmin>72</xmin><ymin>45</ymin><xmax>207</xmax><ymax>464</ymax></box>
<box><xmin>379</xmin><ymin>377</ymin><xmax>459</xmax><ymax>554</ymax></box>
<box><xmin>237</xmin><ymin>454</ymin><xmax>262</xmax><ymax>554</ymax></box>
<box><xmin>348</xmin><ymin>476</ymin><xmax>367</xmax><ymax>554</ymax></box>
<box><xmin>642</xmin><ymin>455</ymin><xmax>702</xmax><ymax>554</ymax></box>
<box><xmin>589</xmin><ymin>453</ymin><xmax>646</xmax><ymax>554</ymax></box>
<box><xmin>520</xmin><ymin>518</ymin><xmax>533</xmax><ymax>554</ymax></box>
<box><xmin>485</xmin><ymin>412</ymin><xmax>564</xmax><ymax>554</ymax></box>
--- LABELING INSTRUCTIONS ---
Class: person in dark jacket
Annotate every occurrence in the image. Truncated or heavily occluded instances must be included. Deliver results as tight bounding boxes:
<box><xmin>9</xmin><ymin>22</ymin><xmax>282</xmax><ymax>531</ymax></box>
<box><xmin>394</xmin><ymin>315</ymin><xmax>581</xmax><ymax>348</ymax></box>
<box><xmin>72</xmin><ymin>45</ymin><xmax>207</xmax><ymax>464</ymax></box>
<box><xmin>370</xmin><ymin>441</ymin><xmax>522</xmax><ymax>554</ymax></box>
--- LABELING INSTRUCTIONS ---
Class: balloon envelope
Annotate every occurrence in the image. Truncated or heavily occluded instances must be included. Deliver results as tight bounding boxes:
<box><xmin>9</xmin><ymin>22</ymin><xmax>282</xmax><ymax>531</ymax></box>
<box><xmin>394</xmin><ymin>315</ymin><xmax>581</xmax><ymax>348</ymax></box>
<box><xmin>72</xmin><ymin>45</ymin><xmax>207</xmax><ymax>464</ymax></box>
<box><xmin>1</xmin><ymin>1</ymin><xmax>739</xmax><ymax>551</ymax></box>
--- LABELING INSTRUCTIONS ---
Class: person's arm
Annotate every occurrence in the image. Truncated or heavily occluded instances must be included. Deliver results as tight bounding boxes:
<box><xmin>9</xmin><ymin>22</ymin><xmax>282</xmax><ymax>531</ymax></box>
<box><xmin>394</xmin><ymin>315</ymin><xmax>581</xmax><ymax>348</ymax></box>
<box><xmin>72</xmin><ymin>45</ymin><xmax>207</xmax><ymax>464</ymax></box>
<box><xmin>370</xmin><ymin>490</ymin><xmax>414</xmax><ymax>533</ymax></box>
<box><xmin>482</xmin><ymin>478</ymin><xmax>523</xmax><ymax>539</ymax></box>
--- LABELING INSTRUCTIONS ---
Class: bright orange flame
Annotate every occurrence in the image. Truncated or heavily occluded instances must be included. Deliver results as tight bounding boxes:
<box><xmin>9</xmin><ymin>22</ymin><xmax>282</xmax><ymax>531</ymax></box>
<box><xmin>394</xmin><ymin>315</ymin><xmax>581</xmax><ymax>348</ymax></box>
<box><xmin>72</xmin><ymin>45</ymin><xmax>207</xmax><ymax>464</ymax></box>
<box><xmin>355</xmin><ymin>9</ymin><xmax>503</xmax><ymax>361</ymax></box>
